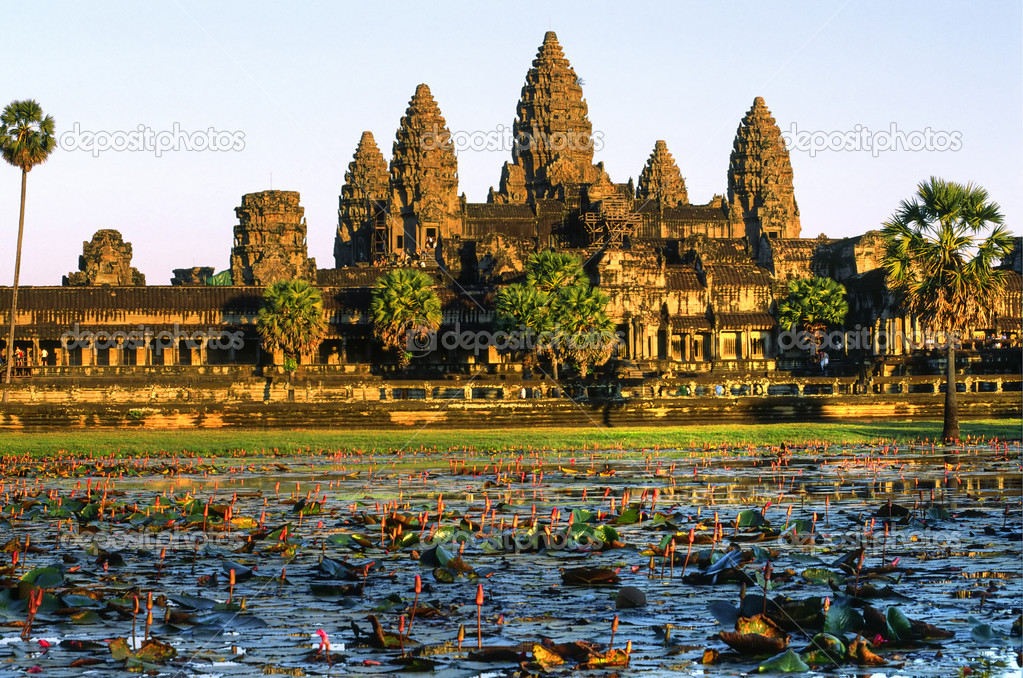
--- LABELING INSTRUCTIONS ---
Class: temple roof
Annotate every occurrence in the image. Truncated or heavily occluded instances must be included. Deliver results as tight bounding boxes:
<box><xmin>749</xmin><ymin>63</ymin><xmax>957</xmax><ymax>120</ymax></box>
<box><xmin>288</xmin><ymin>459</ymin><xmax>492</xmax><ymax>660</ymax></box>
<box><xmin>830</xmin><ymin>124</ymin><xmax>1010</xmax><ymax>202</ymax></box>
<box><xmin>665</xmin><ymin>267</ymin><xmax>704</xmax><ymax>291</ymax></box>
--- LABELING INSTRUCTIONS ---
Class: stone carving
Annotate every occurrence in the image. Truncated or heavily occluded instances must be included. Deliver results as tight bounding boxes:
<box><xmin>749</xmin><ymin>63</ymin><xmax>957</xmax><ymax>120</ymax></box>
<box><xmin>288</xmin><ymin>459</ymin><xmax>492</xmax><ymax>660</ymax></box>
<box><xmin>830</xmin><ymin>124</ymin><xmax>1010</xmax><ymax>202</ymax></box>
<box><xmin>171</xmin><ymin>267</ymin><xmax>215</xmax><ymax>286</ymax></box>
<box><xmin>230</xmin><ymin>190</ymin><xmax>316</xmax><ymax>285</ymax></box>
<box><xmin>491</xmin><ymin>31</ymin><xmax>606</xmax><ymax>203</ymax></box>
<box><xmin>637</xmin><ymin>140</ymin><xmax>689</xmax><ymax>207</ymax></box>
<box><xmin>727</xmin><ymin>97</ymin><xmax>800</xmax><ymax>245</ymax></box>
<box><xmin>335</xmin><ymin>131</ymin><xmax>390</xmax><ymax>266</ymax></box>
<box><xmin>389</xmin><ymin>84</ymin><xmax>461</xmax><ymax>256</ymax></box>
<box><xmin>64</xmin><ymin>229</ymin><xmax>145</xmax><ymax>286</ymax></box>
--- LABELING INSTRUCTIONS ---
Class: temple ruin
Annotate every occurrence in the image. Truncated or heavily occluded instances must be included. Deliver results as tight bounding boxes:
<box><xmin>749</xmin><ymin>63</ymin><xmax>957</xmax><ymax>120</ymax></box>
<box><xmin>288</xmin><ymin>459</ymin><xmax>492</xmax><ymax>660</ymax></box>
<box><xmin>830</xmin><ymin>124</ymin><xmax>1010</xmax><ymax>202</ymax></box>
<box><xmin>0</xmin><ymin>31</ymin><xmax>1016</xmax><ymax>388</ymax></box>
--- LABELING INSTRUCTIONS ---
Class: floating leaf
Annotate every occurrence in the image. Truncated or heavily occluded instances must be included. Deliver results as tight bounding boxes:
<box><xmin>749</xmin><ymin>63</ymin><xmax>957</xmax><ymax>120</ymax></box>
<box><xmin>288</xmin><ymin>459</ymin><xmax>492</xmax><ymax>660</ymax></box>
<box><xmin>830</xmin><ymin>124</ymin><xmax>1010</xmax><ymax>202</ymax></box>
<box><xmin>738</xmin><ymin>509</ymin><xmax>768</xmax><ymax>528</ymax></box>
<box><xmin>802</xmin><ymin>633</ymin><xmax>845</xmax><ymax>666</ymax></box>
<box><xmin>802</xmin><ymin>568</ymin><xmax>845</xmax><ymax>586</ymax></box>
<box><xmin>21</xmin><ymin>567</ymin><xmax>64</xmax><ymax>588</ymax></box>
<box><xmin>758</xmin><ymin>648</ymin><xmax>809</xmax><ymax>672</ymax></box>
<box><xmin>847</xmin><ymin>637</ymin><xmax>886</xmax><ymax>665</ymax></box>
<box><xmin>532</xmin><ymin>643</ymin><xmax>565</xmax><ymax>669</ymax></box>
<box><xmin>885</xmin><ymin>606</ymin><xmax>913</xmax><ymax>643</ymax></box>
<box><xmin>561</xmin><ymin>566</ymin><xmax>620</xmax><ymax>587</ymax></box>
<box><xmin>737</xmin><ymin>614</ymin><xmax>787</xmax><ymax>639</ymax></box>
<box><xmin>823</xmin><ymin>599</ymin><xmax>863</xmax><ymax>635</ymax></box>
<box><xmin>719</xmin><ymin>631</ymin><xmax>787</xmax><ymax>655</ymax></box>
<box><xmin>614</xmin><ymin>507</ymin><xmax>641</xmax><ymax>525</ymax></box>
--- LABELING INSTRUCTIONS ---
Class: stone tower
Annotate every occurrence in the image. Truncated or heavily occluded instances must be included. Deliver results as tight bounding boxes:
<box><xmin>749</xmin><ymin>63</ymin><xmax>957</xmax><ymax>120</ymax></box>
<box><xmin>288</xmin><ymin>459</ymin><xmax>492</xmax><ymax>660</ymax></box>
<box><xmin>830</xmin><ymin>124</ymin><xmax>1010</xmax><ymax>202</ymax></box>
<box><xmin>389</xmin><ymin>84</ymin><xmax>461</xmax><ymax>256</ymax></box>
<box><xmin>335</xmin><ymin>131</ymin><xmax>390</xmax><ymax>266</ymax></box>
<box><xmin>64</xmin><ymin>229</ymin><xmax>146</xmax><ymax>286</ymax></box>
<box><xmin>491</xmin><ymin>31</ymin><xmax>606</xmax><ymax>203</ymax></box>
<box><xmin>637</xmin><ymin>140</ymin><xmax>689</xmax><ymax>207</ymax></box>
<box><xmin>230</xmin><ymin>190</ymin><xmax>316</xmax><ymax>285</ymax></box>
<box><xmin>727</xmin><ymin>97</ymin><xmax>800</xmax><ymax>246</ymax></box>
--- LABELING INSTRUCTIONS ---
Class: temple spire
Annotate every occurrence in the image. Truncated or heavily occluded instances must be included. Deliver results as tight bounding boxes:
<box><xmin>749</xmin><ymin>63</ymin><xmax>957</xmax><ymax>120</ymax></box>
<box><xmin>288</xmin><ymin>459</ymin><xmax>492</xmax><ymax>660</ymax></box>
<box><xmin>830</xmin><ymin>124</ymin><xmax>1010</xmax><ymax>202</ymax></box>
<box><xmin>334</xmin><ymin>131</ymin><xmax>389</xmax><ymax>266</ymax></box>
<box><xmin>637</xmin><ymin>140</ymin><xmax>689</xmax><ymax>207</ymax></box>
<box><xmin>727</xmin><ymin>96</ymin><xmax>800</xmax><ymax>243</ymax></box>
<box><xmin>389</xmin><ymin>84</ymin><xmax>461</xmax><ymax>254</ymax></box>
<box><xmin>492</xmin><ymin>32</ymin><xmax>605</xmax><ymax>203</ymax></box>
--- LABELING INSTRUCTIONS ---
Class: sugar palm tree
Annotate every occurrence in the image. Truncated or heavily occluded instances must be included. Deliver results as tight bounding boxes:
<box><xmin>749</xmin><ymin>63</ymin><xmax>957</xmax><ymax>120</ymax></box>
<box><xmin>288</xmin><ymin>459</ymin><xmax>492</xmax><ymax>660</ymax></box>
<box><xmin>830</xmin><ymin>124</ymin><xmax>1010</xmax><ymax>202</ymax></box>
<box><xmin>256</xmin><ymin>280</ymin><xmax>327</xmax><ymax>375</ymax></box>
<box><xmin>775</xmin><ymin>276</ymin><xmax>849</xmax><ymax>349</ymax></box>
<box><xmin>0</xmin><ymin>100</ymin><xmax>56</xmax><ymax>399</ymax></box>
<box><xmin>498</xmin><ymin>250</ymin><xmax>614</xmax><ymax>380</ymax></box>
<box><xmin>554</xmin><ymin>284</ymin><xmax>616</xmax><ymax>375</ymax></box>
<box><xmin>525</xmin><ymin>250</ymin><xmax>585</xmax><ymax>293</ymax></box>
<box><xmin>882</xmin><ymin>177</ymin><xmax>1013</xmax><ymax>441</ymax></box>
<box><xmin>496</xmin><ymin>283</ymin><xmax>554</xmax><ymax>370</ymax></box>
<box><xmin>370</xmin><ymin>268</ymin><xmax>441</xmax><ymax>369</ymax></box>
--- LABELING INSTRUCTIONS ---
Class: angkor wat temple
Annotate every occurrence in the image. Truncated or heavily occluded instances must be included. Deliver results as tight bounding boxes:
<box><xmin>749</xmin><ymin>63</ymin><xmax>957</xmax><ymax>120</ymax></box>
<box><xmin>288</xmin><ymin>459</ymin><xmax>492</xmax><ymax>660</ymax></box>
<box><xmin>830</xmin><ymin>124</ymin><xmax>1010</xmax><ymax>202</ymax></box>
<box><xmin>2</xmin><ymin>32</ymin><xmax>1020</xmax><ymax>383</ymax></box>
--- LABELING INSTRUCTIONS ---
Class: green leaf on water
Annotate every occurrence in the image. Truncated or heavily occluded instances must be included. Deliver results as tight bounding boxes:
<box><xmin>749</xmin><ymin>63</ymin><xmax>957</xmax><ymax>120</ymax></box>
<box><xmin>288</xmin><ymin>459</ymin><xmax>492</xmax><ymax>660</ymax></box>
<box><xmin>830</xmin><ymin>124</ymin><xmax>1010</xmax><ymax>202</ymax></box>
<box><xmin>802</xmin><ymin>568</ymin><xmax>846</xmax><ymax>586</ymax></box>
<box><xmin>823</xmin><ymin>599</ymin><xmax>863</xmax><ymax>635</ymax></box>
<box><xmin>21</xmin><ymin>567</ymin><xmax>64</xmax><ymax>588</ymax></box>
<box><xmin>758</xmin><ymin>648</ymin><xmax>809</xmax><ymax>672</ymax></box>
<box><xmin>802</xmin><ymin>633</ymin><xmax>845</xmax><ymax>666</ymax></box>
<box><xmin>570</xmin><ymin>508</ymin><xmax>596</xmax><ymax>524</ymax></box>
<box><xmin>738</xmin><ymin>509</ymin><xmax>767</xmax><ymax>528</ymax></box>
<box><xmin>885</xmin><ymin>606</ymin><xmax>913</xmax><ymax>643</ymax></box>
<box><xmin>614</xmin><ymin>507</ymin><xmax>641</xmax><ymax>525</ymax></box>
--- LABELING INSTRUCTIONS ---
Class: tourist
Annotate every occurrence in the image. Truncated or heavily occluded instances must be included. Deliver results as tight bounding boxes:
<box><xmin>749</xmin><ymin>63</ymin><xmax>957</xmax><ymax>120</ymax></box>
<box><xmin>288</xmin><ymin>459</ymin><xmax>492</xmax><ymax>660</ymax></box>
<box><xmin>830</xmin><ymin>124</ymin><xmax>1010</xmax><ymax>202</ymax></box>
<box><xmin>820</xmin><ymin>350</ymin><xmax>829</xmax><ymax>375</ymax></box>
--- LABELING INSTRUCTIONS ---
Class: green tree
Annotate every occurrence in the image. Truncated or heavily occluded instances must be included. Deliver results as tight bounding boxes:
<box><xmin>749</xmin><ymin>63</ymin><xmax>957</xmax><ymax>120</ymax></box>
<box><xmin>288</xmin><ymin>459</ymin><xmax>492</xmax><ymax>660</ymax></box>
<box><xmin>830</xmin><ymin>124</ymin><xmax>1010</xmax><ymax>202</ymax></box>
<box><xmin>554</xmin><ymin>283</ymin><xmax>616</xmax><ymax>375</ymax></box>
<box><xmin>882</xmin><ymin>177</ymin><xmax>1013</xmax><ymax>441</ymax></box>
<box><xmin>256</xmin><ymin>280</ymin><xmax>327</xmax><ymax>376</ymax></box>
<box><xmin>497</xmin><ymin>250</ymin><xmax>616</xmax><ymax>379</ymax></box>
<box><xmin>775</xmin><ymin>276</ymin><xmax>849</xmax><ymax>349</ymax></box>
<box><xmin>525</xmin><ymin>250</ymin><xmax>585</xmax><ymax>293</ymax></box>
<box><xmin>495</xmin><ymin>283</ymin><xmax>554</xmax><ymax>369</ymax></box>
<box><xmin>0</xmin><ymin>100</ymin><xmax>56</xmax><ymax>399</ymax></box>
<box><xmin>370</xmin><ymin>268</ymin><xmax>441</xmax><ymax>369</ymax></box>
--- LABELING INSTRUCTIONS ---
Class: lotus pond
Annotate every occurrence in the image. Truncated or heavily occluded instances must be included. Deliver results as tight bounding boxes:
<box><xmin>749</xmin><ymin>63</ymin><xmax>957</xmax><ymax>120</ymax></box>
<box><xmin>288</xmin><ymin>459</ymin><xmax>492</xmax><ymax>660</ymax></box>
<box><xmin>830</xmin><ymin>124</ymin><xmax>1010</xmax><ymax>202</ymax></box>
<box><xmin>0</xmin><ymin>438</ymin><xmax>1020</xmax><ymax>676</ymax></box>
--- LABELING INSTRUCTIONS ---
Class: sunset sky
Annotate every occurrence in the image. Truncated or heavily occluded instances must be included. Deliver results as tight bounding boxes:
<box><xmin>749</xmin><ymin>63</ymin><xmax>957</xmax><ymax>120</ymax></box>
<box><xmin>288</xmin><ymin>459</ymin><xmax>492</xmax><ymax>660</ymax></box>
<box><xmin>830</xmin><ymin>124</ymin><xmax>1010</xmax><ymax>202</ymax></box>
<box><xmin>3</xmin><ymin>0</ymin><xmax>1021</xmax><ymax>285</ymax></box>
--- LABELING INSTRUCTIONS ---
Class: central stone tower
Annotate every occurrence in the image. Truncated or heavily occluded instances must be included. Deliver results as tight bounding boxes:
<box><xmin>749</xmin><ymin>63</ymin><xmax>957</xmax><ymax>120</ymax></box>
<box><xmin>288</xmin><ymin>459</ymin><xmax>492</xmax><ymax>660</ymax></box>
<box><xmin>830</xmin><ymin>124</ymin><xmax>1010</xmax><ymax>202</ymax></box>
<box><xmin>490</xmin><ymin>31</ymin><xmax>606</xmax><ymax>203</ymax></box>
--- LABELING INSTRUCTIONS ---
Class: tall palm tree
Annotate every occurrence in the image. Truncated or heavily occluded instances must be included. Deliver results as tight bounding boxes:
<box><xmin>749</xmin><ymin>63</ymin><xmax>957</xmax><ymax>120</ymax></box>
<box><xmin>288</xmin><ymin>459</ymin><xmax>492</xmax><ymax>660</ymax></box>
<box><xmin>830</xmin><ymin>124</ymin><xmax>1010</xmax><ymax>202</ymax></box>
<box><xmin>554</xmin><ymin>284</ymin><xmax>616</xmax><ymax>375</ymax></box>
<box><xmin>882</xmin><ymin>177</ymin><xmax>1013</xmax><ymax>441</ymax></box>
<box><xmin>498</xmin><ymin>250</ymin><xmax>614</xmax><ymax>380</ymax></box>
<box><xmin>775</xmin><ymin>276</ymin><xmax>849</xmax><ymax>345</ymax></box>
<box><xmin>256</xmin><ymin>279</ymin><xmax>327</xmax><ymax>374</ymax></box>
<box><xmin>0</xmin><ymin>100</ymin><xmax>56</xmax><ymax>399</ymax></box>
<box><xmin>370</xmin><ymin>268</ymin><xmax>441</xmax><ymax>369</ymax></box>
<box><xmin>496</xmin><ymin>283</ymin><xmax>554</xmax><ymax>369</ymax></box>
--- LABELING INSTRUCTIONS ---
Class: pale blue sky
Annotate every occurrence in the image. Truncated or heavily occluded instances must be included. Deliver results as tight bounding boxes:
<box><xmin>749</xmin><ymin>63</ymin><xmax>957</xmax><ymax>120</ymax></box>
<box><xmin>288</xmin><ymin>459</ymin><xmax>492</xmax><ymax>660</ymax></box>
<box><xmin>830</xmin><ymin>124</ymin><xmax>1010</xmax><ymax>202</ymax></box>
<box><xmin>3</xmin><ymin>1</ymin><xmax>1021</xmax><ymax>285</ymax></box>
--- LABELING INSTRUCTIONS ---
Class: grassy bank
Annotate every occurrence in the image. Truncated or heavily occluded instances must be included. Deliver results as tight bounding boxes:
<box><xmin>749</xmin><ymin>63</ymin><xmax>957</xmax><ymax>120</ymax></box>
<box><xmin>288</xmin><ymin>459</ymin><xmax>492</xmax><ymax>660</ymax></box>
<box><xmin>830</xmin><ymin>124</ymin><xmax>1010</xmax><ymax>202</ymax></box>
<box><xmin>0</xmin><ymin>419</ymin><xmax>1018</xmax><ymax>457</ymax></box>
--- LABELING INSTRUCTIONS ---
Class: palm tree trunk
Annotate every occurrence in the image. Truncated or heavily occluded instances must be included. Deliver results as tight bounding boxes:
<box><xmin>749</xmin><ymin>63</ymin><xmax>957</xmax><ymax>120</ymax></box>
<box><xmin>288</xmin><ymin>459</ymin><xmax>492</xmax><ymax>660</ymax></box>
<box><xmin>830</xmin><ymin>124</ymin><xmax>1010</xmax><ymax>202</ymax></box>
<box><xmin>942</xmin><ymin>342</ymin><xmax>959</xmax><ymax>441</ymax></box>
<box><xmin>3</xmin><ymin>169</ymin><xmax>27</xmax><ymax>402</ymax></box>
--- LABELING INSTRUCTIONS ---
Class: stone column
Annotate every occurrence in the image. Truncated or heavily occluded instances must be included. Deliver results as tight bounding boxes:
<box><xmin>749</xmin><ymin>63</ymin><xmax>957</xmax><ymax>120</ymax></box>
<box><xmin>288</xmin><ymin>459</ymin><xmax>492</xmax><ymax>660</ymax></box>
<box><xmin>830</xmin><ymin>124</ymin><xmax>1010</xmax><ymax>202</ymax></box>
<box><xmin>108</xmin><ymin>338</ymin><xmax>121</xmax><ymax>366</ymax></box>
<box><xmin>31</xmin><ymin>339</ymin><xmax>40</xmax><ymax>367</ymax></box>
<box><xmin>81</xmin><ymin>338</ymin><xmax>94</xmax><ymax>366</ymax></box>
